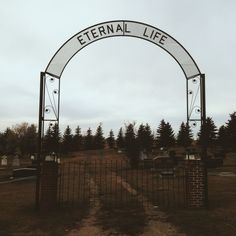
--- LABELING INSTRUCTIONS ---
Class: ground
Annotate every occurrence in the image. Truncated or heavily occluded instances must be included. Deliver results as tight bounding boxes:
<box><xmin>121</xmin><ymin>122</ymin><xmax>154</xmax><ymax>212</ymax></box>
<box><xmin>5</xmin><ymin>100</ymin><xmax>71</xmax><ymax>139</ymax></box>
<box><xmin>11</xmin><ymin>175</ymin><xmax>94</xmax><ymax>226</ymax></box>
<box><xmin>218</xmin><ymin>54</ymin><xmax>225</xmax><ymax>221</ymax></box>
<box><xmin>0</xmin><ymin>151</ymin><xmax>235</xmax><ymax>235</ymax></box>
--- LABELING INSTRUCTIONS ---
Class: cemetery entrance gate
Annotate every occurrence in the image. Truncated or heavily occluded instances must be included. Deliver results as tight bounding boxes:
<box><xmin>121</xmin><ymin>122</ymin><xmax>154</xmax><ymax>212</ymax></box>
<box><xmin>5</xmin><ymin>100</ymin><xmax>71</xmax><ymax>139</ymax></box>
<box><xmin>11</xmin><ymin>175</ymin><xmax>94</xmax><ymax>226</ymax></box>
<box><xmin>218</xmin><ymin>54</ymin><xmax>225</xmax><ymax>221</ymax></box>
<box><xmin>36</xmin><ymin>20</ymin><xmax>207</xmax><ymax>209</ymax></box>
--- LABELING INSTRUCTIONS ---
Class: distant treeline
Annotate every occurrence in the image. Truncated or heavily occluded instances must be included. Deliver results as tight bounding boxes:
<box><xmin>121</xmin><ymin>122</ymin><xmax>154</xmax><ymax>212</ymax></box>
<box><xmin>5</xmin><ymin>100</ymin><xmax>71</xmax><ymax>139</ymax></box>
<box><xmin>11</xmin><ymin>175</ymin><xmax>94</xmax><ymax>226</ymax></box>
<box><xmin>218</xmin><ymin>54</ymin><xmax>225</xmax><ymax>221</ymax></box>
<box><xmin>0</xmin><ymin>112</ymin><xmax>236</xmax><ymax>156</ymax></box>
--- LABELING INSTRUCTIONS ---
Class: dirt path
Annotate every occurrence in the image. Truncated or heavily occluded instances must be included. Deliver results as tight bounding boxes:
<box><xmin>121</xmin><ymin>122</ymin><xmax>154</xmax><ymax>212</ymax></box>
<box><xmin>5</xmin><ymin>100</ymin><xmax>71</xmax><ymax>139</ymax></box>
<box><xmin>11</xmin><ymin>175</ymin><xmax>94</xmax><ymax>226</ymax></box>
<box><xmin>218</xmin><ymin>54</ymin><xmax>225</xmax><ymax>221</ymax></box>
<box><xmin>115</xmin><ymin>173</ymin><xmax>186</xmax><ymax>236</ymax></box>
<box><xmin>66</xmin><ymin>178</ymin><xmax>104</xmax><ymax>236</ymax></box>
<box><xmin>67</xmin><ymin>172</ymin><xmax>186</xmax><ymax>236</ymax></box>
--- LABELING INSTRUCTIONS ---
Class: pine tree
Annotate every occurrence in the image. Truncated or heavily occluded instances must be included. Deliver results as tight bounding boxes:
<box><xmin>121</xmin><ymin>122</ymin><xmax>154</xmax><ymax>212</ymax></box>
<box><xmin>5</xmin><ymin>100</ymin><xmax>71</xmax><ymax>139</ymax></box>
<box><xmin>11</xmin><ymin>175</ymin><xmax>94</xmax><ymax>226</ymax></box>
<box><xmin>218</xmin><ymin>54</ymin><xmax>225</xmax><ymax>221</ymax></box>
<box><xmin>107</xmin><ymin>129</ymin><xmax>115</xmax><ymax>149</ymax></box>
<box><xmin>198</xmin><ymin>117</ymin><xmax>217</xmax><ymax>147</ymax></box>
<box><xmin>62</xmin><ymin>125</ymin><xmax>73</xmax><ymax>153</ymax></box>
<box><xmin>84</xmin><ymin>128</ymin><xmax>93</xmax><ymax>150</ymax></box>
<box><xmin>51</xmin><ymin>123</ymin><xmax>61</xmax><ymax>152</ymax></box>
<box><xmin>177</xmin><ymin>122</ymin><xmax>193</xmax><ymax>147</ymax></box>
<box><xmin>94</xmin><ymin>124</ymin><xmax>105</xmax><ymax>149</ymax></box>
<box><xmin>43</xmin><ymin>125</ymin><xmax>53</xmax><ymax>153</ymax></box>
<box><xmin>224</xmin><ymin>112</ymin><xmax>236</xmax><ymax>151</ymax></box>
<box><xmin>43</xmin><ymin>123</ymin><xmax>61</xmax><ymax>153</ymax></box>
<box><xmin>217</xmin><ymin>125</ymin><xmax>227</xmax><ymax>149</ymax></box>
<box><xmin>73</xmin><ymin>126</ymin><xmax>83</xmax><ymax>151</ymax></box>
<box><xmin>125</xmin><ymin>123</ymin><xmax>139</xmax><ymax>167</ymax></box>
<box><xmin>137</xmin><ymin>123</ymin><xmax>153</xmax><ymax>152</ymax></box>
<box><xmin>156</xmin><ymin>119</ymin><xmax>175</xmax><ymax>148</ymax></box>
<box><xmin>117</xmin><ymin>127</ymin><xmax>125</xmax><ymax>149</ymax></box>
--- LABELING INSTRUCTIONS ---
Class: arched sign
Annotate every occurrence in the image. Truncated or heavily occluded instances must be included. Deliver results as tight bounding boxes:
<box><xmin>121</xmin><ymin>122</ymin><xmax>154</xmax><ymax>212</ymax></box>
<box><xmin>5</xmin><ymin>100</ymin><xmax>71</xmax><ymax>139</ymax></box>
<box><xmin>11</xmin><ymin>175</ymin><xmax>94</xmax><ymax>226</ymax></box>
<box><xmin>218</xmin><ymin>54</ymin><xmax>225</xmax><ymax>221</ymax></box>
<box><xmin>45</xmin><ymin>20</ymin><xmax>201</xmax><ymax>79</ymax></box>
<box><xmin>38</xmin><ymin>20</ymin><xmax>206</xmax><ymax>156</ymax></box>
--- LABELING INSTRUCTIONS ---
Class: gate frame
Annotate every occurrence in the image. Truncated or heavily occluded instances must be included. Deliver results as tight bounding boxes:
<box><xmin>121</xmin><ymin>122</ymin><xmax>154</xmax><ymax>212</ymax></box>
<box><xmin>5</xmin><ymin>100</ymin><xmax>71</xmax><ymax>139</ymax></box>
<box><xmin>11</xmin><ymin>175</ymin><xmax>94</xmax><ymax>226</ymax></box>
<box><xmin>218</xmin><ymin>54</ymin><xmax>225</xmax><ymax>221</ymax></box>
<box><xmin>36</xmin><ymin>20</ymin><xmax>207</xmax><ymax>209</ymax></box>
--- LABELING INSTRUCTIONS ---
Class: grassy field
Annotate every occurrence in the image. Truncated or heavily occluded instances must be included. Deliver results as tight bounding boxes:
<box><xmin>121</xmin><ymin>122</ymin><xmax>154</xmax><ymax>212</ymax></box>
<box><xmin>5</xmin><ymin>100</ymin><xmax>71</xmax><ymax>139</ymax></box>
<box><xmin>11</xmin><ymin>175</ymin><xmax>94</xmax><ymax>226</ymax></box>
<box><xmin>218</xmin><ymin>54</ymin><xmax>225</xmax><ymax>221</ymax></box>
<box><xmin>0</xmin><ymin>150</ymin><xmax>235</xmax><ymax>235</ymax></box>
<box><xmin>0</xmin><ymin>180</ymin><xmax>89</xmax><ymax>236</ymax></box>
<box><xmin>168</xmin><ymin>153</ymin><xmax>236</xmax><ymax>236</ymax></box>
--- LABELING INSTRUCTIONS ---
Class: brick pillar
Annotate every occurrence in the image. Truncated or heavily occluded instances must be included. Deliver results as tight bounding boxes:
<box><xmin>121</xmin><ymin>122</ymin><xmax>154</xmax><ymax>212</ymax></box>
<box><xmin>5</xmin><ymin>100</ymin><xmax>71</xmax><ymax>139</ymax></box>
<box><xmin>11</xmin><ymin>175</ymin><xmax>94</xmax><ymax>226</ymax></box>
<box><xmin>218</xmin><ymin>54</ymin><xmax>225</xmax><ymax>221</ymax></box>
<box><xmin>185</xmin><ymin>160</ymin><xmax>207</xmax><ymax>208</ymax></box>
<box><xmin>40</xmin><ymin>161</ymin><xmax>58</xmax><ymax>210</ymax></box>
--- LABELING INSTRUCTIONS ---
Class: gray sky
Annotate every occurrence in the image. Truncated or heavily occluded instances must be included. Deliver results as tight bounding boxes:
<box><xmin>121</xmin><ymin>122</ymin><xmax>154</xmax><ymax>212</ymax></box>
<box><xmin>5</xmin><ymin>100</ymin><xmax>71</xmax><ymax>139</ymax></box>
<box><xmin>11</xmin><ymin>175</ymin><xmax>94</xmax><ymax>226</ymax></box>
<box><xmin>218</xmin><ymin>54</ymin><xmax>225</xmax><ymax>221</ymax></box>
<box><xmin>0</xmin><ymin>0</ymin><xmax>236</xmax><ymax>136</ymax></box>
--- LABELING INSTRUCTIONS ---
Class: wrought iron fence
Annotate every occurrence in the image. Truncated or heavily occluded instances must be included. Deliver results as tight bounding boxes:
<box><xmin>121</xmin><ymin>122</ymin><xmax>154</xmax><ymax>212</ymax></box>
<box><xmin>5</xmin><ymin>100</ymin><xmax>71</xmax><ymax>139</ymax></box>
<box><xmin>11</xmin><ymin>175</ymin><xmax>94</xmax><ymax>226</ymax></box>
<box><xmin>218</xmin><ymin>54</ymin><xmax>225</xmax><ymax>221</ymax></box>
<box><xmin>57</xmin><ymin>160</ymin><xmax>187</xmax><ymax>209</ymax></box>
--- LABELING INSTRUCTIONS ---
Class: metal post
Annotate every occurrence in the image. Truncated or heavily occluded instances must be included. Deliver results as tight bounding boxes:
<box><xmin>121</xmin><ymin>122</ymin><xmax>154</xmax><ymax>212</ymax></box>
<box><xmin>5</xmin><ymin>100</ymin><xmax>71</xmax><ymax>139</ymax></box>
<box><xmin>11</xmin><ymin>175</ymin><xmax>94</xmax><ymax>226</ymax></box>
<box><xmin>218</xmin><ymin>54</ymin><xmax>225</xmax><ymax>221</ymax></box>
<box><xmin>200</xmin><ymin>73</ymin><xmax>208</xmax><ymax>207</ymax></box>
<box><xmin>35</xmin><ymin>72</ymin><xmax>45</xmax><ymax>210</ymax></box>
<box><xmin>186</xmin><ymin>79</ymin><xmax>189</xmax><ymax>125</ymax></box>
<box><xmin>200</xmin><ymin>74</ymin><xmax>207</xmax><ymax>160</ymax></box>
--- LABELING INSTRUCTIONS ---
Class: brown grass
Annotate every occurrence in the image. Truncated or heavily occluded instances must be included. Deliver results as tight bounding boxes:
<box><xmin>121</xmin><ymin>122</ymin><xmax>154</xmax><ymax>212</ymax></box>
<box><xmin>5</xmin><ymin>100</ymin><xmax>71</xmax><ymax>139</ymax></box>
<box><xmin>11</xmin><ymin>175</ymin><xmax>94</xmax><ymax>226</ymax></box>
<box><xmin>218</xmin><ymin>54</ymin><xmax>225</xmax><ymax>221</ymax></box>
<box><xmin>167</xmin><ymin>153</ymin><xmax>236</xmax><ymax>236</ymax></box>
<box><xmin>0</xmin><ymin>180</ymin><xmax>89</xmax><ymax>236</ymax></box>
<box><xmin>1</xmin><ymin>150</ymin><xmax>236</xmax><ymax>235</ymax></box>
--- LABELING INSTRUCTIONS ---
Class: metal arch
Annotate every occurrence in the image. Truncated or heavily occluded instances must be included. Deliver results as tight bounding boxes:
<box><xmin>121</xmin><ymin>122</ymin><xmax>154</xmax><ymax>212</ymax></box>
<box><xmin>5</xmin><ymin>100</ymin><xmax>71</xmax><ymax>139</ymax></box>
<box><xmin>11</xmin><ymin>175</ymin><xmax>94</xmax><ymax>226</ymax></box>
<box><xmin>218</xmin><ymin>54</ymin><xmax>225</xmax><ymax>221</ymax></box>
<box><xmin>36</xmin><ymin>21</ymin><xmax>207</xmax><ymax>208</ymax></box>
<box><xmin>39</xmin><ymin>19</ymin><xmax>206</xmax><ymax>155</ymax></box>
<box><xmin>45</xmin><ymin>20</ymin><xmax>201</xmax><ymax>80</ymax></box>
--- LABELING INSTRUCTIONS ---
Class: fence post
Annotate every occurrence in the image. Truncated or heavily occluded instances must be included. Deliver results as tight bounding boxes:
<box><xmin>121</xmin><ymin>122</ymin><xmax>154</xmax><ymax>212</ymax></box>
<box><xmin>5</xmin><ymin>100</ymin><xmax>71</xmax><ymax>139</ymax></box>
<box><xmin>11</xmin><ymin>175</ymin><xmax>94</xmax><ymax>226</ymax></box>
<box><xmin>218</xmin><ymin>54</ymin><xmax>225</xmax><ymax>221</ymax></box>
<box><xmin>185</xmin><ymin>160</ymin><xmax>207</xmax><ymax>208</ymax></box>
<box><xmin>40</xmin><ymin>161</ymin><xmax>58</xmax><ymax>210</ymax></box>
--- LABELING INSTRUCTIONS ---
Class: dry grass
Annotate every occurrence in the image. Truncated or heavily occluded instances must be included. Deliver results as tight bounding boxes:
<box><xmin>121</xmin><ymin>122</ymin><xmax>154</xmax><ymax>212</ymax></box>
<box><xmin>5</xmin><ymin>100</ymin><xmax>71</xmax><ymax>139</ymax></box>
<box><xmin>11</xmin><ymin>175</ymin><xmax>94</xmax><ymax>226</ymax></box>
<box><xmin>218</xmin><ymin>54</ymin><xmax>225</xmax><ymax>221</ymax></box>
<box><xmin>0</xmin><ymin>150</ymin><xmax>236</xmax><ymax>235</ymax></box>
<box><xmin>0</xmin><ymin>180</ymin><xmax>89</xmax><ymax>236</ymax></box>
<box><xmin>167</xmin><ymin>153</ymin><xmax>236</xmax><ymax>236</ymax></box>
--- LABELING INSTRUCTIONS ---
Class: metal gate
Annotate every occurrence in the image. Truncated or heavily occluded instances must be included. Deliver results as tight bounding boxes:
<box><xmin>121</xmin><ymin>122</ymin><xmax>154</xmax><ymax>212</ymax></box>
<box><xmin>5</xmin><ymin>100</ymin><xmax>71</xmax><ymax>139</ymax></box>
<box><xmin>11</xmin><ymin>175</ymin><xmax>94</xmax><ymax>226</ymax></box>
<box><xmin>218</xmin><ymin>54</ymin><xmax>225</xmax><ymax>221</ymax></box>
<box><xmin>57</xmin><ymin>160</ymin><xmax>187</xmax><ymax>209</ymax></box>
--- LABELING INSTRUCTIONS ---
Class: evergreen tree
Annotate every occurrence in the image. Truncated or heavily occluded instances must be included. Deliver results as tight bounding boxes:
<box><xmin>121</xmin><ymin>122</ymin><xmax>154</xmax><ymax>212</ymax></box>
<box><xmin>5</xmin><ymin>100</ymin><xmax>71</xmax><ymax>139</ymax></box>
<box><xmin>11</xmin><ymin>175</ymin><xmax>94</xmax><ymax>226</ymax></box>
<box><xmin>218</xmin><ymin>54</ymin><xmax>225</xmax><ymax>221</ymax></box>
<box><xmin>224</xmin><ymin>112</ymin><xmax>236</xmax><ymax>151</ymax></box>
<box><xmin>116</xmin><ymin>127</ymin><xmax>125</xmax><ymax>149</ymax></box>
<box><xmin>43</xmin><ymin>123</ymin><xmax>61</xmax><ymax>153</ymax></box>
<box><xmin>125</xmin><ymin>123</ymin><xmax>139</xmax><ymax>167</ymax></box>
<box><xmin>62</xmin><ymin>125</ymin><xmax>73</xmax><ymax>153</ymax></box>
<box><xmin>84</xmin><ymin>128</ymin><xmax>93</xmax><ymax>150</ymax></box>
<box><xmin>198</xmin><ymin>117</ymin><xmax>217</xmax><ymax>147</ymax></box>
<box><xmin>177</xmin><ymin>122</ymin><xmax>193</xmax><ymax>147</ymax></box>
<box><xmin>43</xmin><ymin>125</ymin><xmax>53</xmax><ymax>153</ymax></box>
<box><xmin>94</xmin><ymin>124</ymin><xmax>105</xmax><ymax>149</ymax></box>
<box><xmin>107</xmin><ymin>129</ymin><xmax>115</xmax><ymax>149</ymax></box>
<box><xmin>156</xmin><ymin>119</ymin><xmax>175</xmax><ymax>148</ymax></box>
<box><xmin>51</xmin><ymin>123</ymin><xmax>61</xmax><ymax>152</ymax></box>
<box><xmin>217</xmin><ymin>125</ymin><xmax>227</xmax><ymax>149</ymax></box>
<box><xmin>137</xmin><ymin>123</ymin><xmax>153</xmax><ymax>152</ymax></box>
<box><xmin>73</xmin><ymin>126</ymin><xmax>83</xmax><ymax>151</ymax></box>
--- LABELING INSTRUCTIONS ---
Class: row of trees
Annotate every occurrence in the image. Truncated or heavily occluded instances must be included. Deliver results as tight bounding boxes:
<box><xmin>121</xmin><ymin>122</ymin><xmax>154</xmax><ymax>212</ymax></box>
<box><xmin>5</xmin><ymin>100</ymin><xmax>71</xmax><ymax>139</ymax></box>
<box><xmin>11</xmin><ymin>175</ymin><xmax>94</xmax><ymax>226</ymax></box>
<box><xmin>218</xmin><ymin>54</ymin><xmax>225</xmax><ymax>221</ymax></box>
<box><xmin>43</xmin><ymin>121</ymin><xmax>191</xmax><ymax>154</ymax></box>
<box><xmin>0</xmin><ymin>112</ymin><xmax>236</xmax><ymax>156</ymax></box>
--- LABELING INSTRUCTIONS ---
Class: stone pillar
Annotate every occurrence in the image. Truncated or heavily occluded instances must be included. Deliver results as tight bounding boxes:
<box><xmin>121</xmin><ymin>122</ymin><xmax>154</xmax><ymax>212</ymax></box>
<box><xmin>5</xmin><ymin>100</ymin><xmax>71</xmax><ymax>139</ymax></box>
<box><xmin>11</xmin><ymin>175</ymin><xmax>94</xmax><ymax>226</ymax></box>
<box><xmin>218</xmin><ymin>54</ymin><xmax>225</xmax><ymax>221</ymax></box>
<box><xmin>40</xmin><ymin>161</ymin><xmax>58</xmax><ymax>210</ymax></box>
<box><xmin>185</xmin><ymin>160</ymin><xmax>207</xmax><ymax>208</ymax></box>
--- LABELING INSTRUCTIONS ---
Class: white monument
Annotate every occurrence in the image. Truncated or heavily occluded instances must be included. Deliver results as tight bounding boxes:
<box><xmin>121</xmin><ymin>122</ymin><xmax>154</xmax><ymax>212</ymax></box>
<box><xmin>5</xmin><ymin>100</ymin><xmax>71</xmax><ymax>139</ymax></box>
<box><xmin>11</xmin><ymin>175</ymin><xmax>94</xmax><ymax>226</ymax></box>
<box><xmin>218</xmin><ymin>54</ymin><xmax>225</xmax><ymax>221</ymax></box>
<box><xmin>12</xmin><ymin>155</ymin><xmax>20</xmax><ymax>167</ymax></box>
<box><xmin>1</xmin><ymin>155</ymin><xmax>7</xmax><ymax>166</ymax></box>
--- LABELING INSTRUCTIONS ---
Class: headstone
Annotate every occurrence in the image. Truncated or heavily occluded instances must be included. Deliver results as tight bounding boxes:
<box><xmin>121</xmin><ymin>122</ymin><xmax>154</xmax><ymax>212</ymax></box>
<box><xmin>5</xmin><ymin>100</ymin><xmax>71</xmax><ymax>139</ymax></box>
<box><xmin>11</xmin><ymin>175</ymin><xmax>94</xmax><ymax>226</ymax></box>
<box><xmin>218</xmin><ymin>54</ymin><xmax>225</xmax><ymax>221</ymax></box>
<box><xmin>45</xmin><ymin>152</ymin><xmax>57</xmax><ymax>162</ymax></box>
<box><xmin>1</xmin><ymin>155</ymin><xmax>7</xmax><ymax>166</ymax></box>
<box><xmin>45</xmin><ymin>155</ymin><xmax>54</xmax><ymax>161</ymax></box>
<box><xmin>12</xmin><ymin>155</ymin><xmax>20</xmax><ymax>167</ymax></box>
<box><xmin>139</xmin><ymin>151</ymin><xmax>148</xmax><ymax>160</ymax></box>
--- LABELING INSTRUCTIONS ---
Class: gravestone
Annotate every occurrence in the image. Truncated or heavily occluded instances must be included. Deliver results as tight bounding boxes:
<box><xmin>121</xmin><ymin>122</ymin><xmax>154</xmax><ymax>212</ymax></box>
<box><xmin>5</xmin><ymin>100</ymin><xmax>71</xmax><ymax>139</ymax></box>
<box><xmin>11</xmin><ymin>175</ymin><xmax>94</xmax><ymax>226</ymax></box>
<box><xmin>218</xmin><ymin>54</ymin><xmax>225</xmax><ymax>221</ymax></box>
<box><xmin>1</xmin><ymin>155</ymin><xmax>7</xmax><ymax>166</ymax></box>
<box><xmin>12</xmin><ymin>155</ymin><xmax>20</xmax><ymax>167</ymax></box>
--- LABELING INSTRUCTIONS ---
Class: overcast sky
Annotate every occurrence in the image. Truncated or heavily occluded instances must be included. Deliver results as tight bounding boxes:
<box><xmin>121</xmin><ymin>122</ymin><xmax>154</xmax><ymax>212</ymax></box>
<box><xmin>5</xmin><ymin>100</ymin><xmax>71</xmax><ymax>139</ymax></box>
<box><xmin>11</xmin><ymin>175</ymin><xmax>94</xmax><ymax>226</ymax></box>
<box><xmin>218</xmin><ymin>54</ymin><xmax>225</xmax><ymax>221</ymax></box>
<box><xmin>0</xmin><ymin>0</ymin><xmax>236</xmax><ymax>136</ymax></box>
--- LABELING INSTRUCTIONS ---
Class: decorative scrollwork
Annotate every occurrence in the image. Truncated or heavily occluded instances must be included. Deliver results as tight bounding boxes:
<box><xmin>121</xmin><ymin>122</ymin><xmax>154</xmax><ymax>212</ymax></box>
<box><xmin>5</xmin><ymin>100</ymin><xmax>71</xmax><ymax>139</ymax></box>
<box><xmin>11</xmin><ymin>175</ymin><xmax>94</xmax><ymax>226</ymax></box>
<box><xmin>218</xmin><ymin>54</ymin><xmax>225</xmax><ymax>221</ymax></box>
<box><xmin>50</xmin><ymin>77</ymin><xmax>55</xmax><ymax>83</ymax></box>
<box><xmin>44</xmin><ymin>106</ymin><xmax>52</xmax><ymax>114</ymax></box>
<box><xmin>187</xmin><ymin>76</ymin><xmax>201</xmax><ymax>129</ymax></box>
<box><xmin>53</xmin><ymin>89</ymin><xmax>59</xmax><ymax>94</ymax></box>
<box><xmin>195</xmin><ymin>107</ymin><xmax>201</xmax><ymax>114</ymax></box>
<box><xmin>43</xmin><ymin>75</ymin><xmax>60</xmax><ymax>121</ymax></box>
<box><xmin>189</xmin><ymin>121</ymin><xmax>197</xmax><ymax>128</ymax></box>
